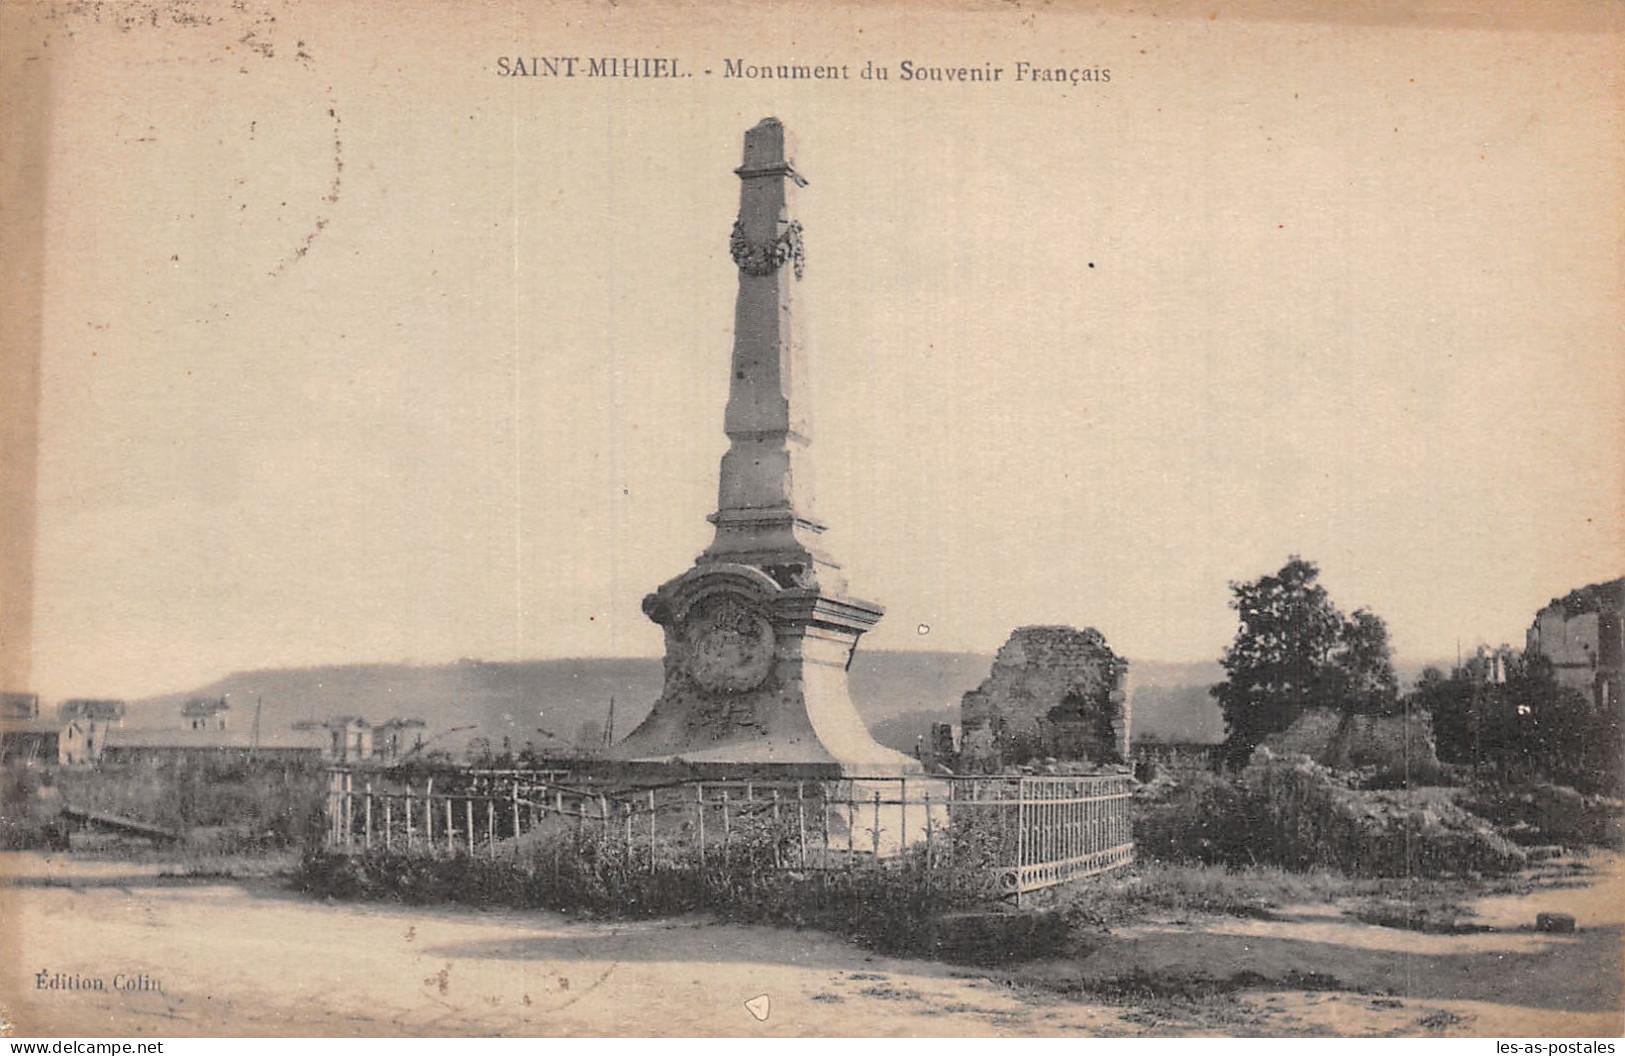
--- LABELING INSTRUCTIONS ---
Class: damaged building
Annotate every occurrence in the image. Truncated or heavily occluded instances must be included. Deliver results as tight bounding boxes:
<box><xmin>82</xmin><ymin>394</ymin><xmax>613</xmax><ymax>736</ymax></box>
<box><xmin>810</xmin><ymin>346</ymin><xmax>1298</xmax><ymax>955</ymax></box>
<box><xmin>958</xmin><ymin>625</ymin><xmax>1130</xmax><ymax>771</ymax></box>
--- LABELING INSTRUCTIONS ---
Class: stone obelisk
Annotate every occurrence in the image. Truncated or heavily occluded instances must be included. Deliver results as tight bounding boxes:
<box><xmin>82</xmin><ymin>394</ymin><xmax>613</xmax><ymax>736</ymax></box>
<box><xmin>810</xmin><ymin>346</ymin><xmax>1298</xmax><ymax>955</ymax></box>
<box><xmin>613</xmin><ymin>118</ymin><xmax>918</xmax><ymax>776</ymax></box>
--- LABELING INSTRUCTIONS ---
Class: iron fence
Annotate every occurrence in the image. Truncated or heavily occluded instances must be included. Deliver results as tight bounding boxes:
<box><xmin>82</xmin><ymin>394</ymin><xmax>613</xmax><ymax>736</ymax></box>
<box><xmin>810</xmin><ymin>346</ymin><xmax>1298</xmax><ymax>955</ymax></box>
<box><xmin>322</xmin><ymin>768</ymin><xmax>1132</xmax><ymax>899</ymax></box>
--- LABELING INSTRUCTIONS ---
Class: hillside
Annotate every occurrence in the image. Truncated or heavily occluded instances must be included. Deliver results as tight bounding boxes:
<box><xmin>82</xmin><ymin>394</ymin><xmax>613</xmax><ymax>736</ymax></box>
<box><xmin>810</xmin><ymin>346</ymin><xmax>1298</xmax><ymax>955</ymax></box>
<box><xmin>125</xmin><ymin>651</ymin><xmax>1234</xmax><ymax>756</ymax></box>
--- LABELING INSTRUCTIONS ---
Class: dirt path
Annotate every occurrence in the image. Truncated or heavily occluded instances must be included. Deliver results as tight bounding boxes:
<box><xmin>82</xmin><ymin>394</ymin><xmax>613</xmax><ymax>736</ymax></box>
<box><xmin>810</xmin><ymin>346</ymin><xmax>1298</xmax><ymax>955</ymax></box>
<box><xmin>1</xmin><ymin>852</ymin><xmax>1620</xmax><ymax>1037</ymax></box>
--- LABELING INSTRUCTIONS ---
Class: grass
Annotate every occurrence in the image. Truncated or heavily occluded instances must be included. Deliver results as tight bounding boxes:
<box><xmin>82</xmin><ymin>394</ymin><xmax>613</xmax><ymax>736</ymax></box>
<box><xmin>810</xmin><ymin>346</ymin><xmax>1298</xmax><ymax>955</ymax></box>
<box><xmin>1050</xmin><ymin>861</ymin><xmax>1386</xmax><ymax>929</ymax></box>
<box><xmin>294</xmin><ymin>814</ymin><xmax>1006</xmax><ymax>957</ymax></box>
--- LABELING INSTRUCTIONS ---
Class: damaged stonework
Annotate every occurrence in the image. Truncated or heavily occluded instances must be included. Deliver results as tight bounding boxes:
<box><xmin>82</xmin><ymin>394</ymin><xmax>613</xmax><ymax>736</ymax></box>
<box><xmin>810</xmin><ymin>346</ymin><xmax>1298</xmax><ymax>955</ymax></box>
<box><xmin>959</xmin><ymin>626</ymin><xmax>1129</xmax><ymax>771</ymax></box>
<box><xmin>1258</xmin><ymin>707</ymin><xmax>1445</xmax><ymax>782</ymax></box>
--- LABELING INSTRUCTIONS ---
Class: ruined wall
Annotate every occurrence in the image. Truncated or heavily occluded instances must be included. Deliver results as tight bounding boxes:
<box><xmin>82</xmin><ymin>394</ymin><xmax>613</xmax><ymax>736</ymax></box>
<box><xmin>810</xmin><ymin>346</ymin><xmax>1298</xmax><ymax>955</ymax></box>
<box><xmin>1258</xmin><ymin>706</ymin><xmax>1444</xmax><ymax>782</ymax></box>
<box><xmin>1527</xmin><ymin>577</ymin><xmax>1624</xmax><ymax>708</ymax></box>
<box><xmin>959</xmin><ymin>626</ymin><xmax>1128</xmax><ymax>770</ymax></box>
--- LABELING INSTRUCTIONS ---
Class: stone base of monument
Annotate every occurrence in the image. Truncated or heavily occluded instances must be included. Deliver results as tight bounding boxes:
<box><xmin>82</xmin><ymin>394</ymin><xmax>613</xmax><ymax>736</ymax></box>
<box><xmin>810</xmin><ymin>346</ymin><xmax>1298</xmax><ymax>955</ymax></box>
<box><xmin>928</xmin><ymin>908</ymin><xmax>1072</xmax><ymax>966</ymax></box>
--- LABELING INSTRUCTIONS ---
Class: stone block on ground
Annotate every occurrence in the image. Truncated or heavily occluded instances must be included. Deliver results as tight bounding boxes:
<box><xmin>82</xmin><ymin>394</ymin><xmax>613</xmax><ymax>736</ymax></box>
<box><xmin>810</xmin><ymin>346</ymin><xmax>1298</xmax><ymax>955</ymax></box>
<box><xmin>1535</xmin><ymin>912</ymin><xmax>1576</xmax><ymax>933</ymax></box>
<box><xmin>929</xmin><ymin>908</ymin><xmax>1069</xmax><ymax>966</ymax></box>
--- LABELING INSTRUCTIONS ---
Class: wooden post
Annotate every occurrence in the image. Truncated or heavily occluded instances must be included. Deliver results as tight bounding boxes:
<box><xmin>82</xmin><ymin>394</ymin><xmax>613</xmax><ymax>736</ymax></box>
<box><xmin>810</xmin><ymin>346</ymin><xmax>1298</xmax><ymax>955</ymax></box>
<box><xmin>600</xmin><ymin>795</ymin><xmax>611</xmax><ymax>841</ymax></box>
<box><xmin>899</xmin><ymin>778</ymin><xmax>908</xmax><ymax>854</ymax></box>
<box><xmin>326</xmin><ymin>773</ymin><xmax>338</xmax><ymax>849</ymax></box>
<box><xmin>384</xmin><ymin>794</ymin><xmax>393</xmax><ymax>852</ymax></box>
<box><xmin>1015</xmin><ymin>778</ymin><xmax>1027</xmax><ymax>908</ymax></box>
<box><xmin>648</xmin><ymin>789</ymin><xmax>657</xmax><ymax>873</ymax></box>
<box><xmin>696</xmin><ymin>783</ymin><xmax>706</xmax><ymax>870</ymax></box>
<box><xmin>846</xmin><ymin>790</ymin><xmax>855</xmax><ymax>863</ymax></box>
<box><xmin>405</xmin><ymin>786</ymin><xmax>414</xmax><ymax>850</ymax></box>
<box><xmin>924</xmin><ymin>792</ymin><xmax>933</xmax><ymax>869</ymax></box>
<box><xmin>364</xmin><ymin>782</ymin><xmax>373</xmax><ymax>850</ymax></box>
<box><xmin>487</xmin><ymin>798</ymin><xmax>496</xmax><ymax>859</ymax></box>
<box><xmin>871</xmin><ymin>789</ymin><xmax>881</xmax><ymax>858</ymax></box>
<box><xmin>821</xmin><ymin>788</ymin><xmax>830</xmax><ymax>871</ymax></box>
<box><xmin>796</xmin><ymin>783</ymin><xmax>807</xmax><ymax>868</ymax></box>
<box><xmin>466</xmin><ymin>798</ymin><xmax>475</xmax><ymax>857</ymax></box>
<box><xmin>445</xmin><ymin>797</ymin><xmax>454</xmax><ymax>856</ymax></box>
<box><xmin>426</xmin><ymin>779</ymin><xmax>435</xmax><ymax>847</ymax></box>
<box><xmin>511</xmin><ymin>780</ymin><xmax>521</xmax><ymax>850</ymax></box>
<box><xmin>623</xmin><ymin>801</ymin><xmax>633</xmax><ymax>846</ymax></box>
<box><xmin>342</xmin><ymin>772</ymin><xmax>353</xmax><ymax>850</ymax></box>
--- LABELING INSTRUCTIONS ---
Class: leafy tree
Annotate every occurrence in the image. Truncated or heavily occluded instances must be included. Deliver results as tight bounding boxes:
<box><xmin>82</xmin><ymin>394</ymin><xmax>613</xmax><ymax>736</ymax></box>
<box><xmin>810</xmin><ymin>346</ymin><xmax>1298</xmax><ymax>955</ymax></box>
<box><xmin>1212</xmin><ymin>557</ymin><xmax>1398</xmax><ymax>766</ymax></box>
<box><xmin>1331</xmin><ymin>607</ymin><xmax>1401</xmax><ymax>715</ymax></box>
<box><xmin>1405</xmin><ymin>651</ymin><xmax>1618</xmax><ymax>793</ymax></box>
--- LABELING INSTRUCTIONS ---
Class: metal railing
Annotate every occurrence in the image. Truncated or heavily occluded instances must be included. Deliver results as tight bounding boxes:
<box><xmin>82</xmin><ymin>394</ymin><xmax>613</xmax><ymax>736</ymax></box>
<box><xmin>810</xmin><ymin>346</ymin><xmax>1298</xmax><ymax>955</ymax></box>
<box><xmin>322</xmin><ymin>768</ymin><xmax>1133</xmax><ymax>900</ymax></box>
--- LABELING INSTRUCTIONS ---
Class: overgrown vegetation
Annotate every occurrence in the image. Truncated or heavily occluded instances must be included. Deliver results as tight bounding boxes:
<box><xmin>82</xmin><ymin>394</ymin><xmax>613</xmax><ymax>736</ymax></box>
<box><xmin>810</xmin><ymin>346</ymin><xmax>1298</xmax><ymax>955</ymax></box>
<box><xmin>1054</xmin><ymin>860</ymin><xmax>1372</xmax><ymax>929</ymax></box>
<box><xmin>1211</xmin><ymin>557</ymin><xmax>1401</xmax><ymax>768</ymax></box>
<box><xmin>296</xmin><ymin>811</ymin><xmax>1001</xmax><ymax>957</ymax></box>
<box><xmin>1409</xmin><ymin>654</ymin><xmax>1623</xmax><ymax>795</ymax></box>
<box><xmin>50</xmin><ymin>758</ymin><xmax>327</xmax><ymax>850</ymax></box>
<box><xmin>1133</xmin><ymin>754</ymin><xmax>1527</xmax><ymax>877</ymax></box>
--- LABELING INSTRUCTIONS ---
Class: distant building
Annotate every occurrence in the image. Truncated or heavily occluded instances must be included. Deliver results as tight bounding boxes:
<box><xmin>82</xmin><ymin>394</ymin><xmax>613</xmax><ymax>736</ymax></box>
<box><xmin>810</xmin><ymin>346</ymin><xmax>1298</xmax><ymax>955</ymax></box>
<box><xmin>181</xmin><ymin>697</ymin><xmax>230</xmax><ymax>731</ymax></box>
<box><xmin>100</xmin><ymin>725</ymin><xmax>324</xmax><ymax>765</ymax></box>
<box><xmin>291</xmin><ymin>716</ymin><xmax>373</xmax><ymax>762</ymax></box>
<box><xmin>57</xmin><ymin>699</ymin><xmax>126</xmax><ymax>766</ymax></box>
<box><xmin>1</xmin><ymin>692</ymin><xmax>40</xmax><ymax>722</ymax></box>
<box><xmin>101</xmin><ymin>696</ymin><xmax>321</xmax><ymax>764</ymax></box>
<box><xmin>0</xmin><ymin>692</ymin><xmax>55</xmax><ymax>765</ymax></box>
<box><xmin>371</xmin><ymin>718</ymin><xmax>424</xmax><ymax>763</ymax></box>
<box><xmin>1526</xmin><ymin>577</ymin><xmax>1624</xmax><ymax>709</ymax></box>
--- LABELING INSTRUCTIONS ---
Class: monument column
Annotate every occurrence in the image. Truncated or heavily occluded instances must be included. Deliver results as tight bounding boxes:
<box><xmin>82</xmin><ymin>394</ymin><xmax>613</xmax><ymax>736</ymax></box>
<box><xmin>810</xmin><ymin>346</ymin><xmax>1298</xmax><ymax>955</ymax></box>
<box><xmin>612</xmin><ymin>118</ymin><xmax>918</xmax><ymax>776</ymax></box>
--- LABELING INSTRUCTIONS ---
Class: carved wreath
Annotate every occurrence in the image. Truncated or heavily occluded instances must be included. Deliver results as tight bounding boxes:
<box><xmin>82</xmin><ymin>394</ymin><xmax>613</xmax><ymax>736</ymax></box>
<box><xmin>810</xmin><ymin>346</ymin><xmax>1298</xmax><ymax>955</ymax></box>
<box><xmin>730</xmin><ymin>218</ymin><xmax>804</xmax><ymax>280</ymax></box>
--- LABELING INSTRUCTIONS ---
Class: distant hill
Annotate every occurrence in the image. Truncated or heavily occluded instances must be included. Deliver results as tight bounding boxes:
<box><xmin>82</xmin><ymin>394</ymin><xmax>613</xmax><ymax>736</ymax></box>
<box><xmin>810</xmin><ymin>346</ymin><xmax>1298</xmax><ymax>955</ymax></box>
<box><xmin>125</xmin><ymin>650</ymin><xmax>1239</xmax><ymax>756</ymax></box>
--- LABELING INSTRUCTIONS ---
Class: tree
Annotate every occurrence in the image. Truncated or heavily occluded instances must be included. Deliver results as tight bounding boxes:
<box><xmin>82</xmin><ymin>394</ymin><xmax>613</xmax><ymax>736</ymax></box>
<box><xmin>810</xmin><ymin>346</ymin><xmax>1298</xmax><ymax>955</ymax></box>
<box><xmin>1331</xmin><ymin>607</ymin><xmax>1400</xmax><ymax>715</ymax></box>
<box><xmin>1211</xmin><ymin>557</ymin><xmax>1397</xmax><ymax>766</ymax></box>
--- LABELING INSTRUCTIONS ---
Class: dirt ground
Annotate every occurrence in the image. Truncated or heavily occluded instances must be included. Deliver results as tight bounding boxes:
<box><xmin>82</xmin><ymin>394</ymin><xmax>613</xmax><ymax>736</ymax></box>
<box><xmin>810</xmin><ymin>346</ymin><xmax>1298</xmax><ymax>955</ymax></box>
<box><xmin>1</xmin><ymin>851</ymin><xmax>1620</xmax><ymax>1038</ymax></box>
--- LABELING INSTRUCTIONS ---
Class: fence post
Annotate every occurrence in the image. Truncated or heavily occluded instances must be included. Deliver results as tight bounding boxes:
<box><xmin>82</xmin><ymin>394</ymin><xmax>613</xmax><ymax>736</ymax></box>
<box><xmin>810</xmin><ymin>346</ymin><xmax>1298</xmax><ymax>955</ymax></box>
<box><xmin>364</xmin><ymin>782</ymin><xmax>373</xmax><ymax>850</ymax></box>
<box><xmin>384</xmin><ymin>793</ymin><xmax>392</xmax><ymax>852</ymax></box>
<box><xmin>511</xmin><ymin>780</ymin><xmax>521</xmax><ymax>852</ymax></box>
<box><xmin>342</xmin><ymin>772</ymin><xmax>353</xmax><ymax>850</ymax></box>
<box><xmin>600</xmin><ymin>795</ymin><xmax>611</xmax><ymax>841</ymax></box>
<box><xmin>924</xmin><ymin>791</ymin><xmax>933</xmax><ymax>868</ymax></box>
<box><xmin>445</xmin><ymin>797</ymin><xmax>454</xmax><ymax>856</ymax></box>
<box><xmin>721</xmin><ymin>789</ymin><xmax>732</xmax><ymax>868</ymax></box>
<box><xmin>326</xmin><ymin>772</ymin><xmax>338</xmax><ymax>850</ymax></box>
<box><xmin>696</xmin><ymin>783</ymin><xmax>707</xmax><ymax>901</ymax></box>
<box><xmin>648</xmin><ymin>789</ymin><xmax>657</xmax><ymax>873</ymax></box>
<box><xmin>487</xmin><ymin>798</ymin><xmax>496</xmax><ymax>859</ymax></box>
<box><xmin>1015</xmin><ymin>778</ymin><xmax>1027</xmax><ymax>908</ymax></box>
<box><xmin>623</xmin><ymin>801</ymin><xmax>633</xmax><ymax>846</ymax></box>
<box><xmin>796</xmin><ymin>783</ymin><xmax>807</xmax><ymax>868</ymax></box>
<box><xmin>846</xmin><ymin>789</ymin><xmax>855</xmax><ymax>864</ymax></box>
<box><xmin>426</xmin><ymin>778</ymin><xmax>435</xmax><ymax>848</ymax></box>
<box><xmin>871</xmin><ymin>789</ymin><xmax>881</xmax><ymax>858</ymax></box>
<box><xmin>822</xmin><ymin>786</ymin><xmax>831</xmax><ymax>871</ymax></box>
<box><xmin>405</xmin><ymin>786</ymin><xmax>414</xmax><ymax>850</ymax></box>
<box><xmin>899</xmin><ymin>778</ymin><xmax>908</xmax><ymax>855</ymax></box>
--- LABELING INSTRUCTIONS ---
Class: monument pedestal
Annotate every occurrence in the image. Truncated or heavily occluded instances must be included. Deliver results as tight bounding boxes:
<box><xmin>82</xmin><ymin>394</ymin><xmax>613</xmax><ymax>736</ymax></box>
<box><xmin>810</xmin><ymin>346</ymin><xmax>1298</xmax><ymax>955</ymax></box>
<box><xmin>612</xmin><ymin>564</ymin><xmax>918</xmax><ymax>776</ymax></box>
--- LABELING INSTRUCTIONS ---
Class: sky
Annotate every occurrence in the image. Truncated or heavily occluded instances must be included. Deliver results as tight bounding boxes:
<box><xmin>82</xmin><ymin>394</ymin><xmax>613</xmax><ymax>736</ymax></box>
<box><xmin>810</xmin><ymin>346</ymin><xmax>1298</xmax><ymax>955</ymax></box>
<box><xmin>7</xmin><ymin>0</ymin><xmax>1623</xmax><ymax>701</ymax></box>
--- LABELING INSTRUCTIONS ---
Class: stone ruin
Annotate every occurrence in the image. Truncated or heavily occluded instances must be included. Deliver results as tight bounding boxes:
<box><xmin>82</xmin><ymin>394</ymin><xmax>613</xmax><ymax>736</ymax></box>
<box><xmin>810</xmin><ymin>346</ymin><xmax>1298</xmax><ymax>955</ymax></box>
<box><xmin>1258</xmin><ymin>706</ymin><xmax>1444</xmax><ymax>783</ymax></box>
<box><xmin>957</xmin><ymin>626</ymin><xmax>1129</xmax><ymax>772</ymax></box>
